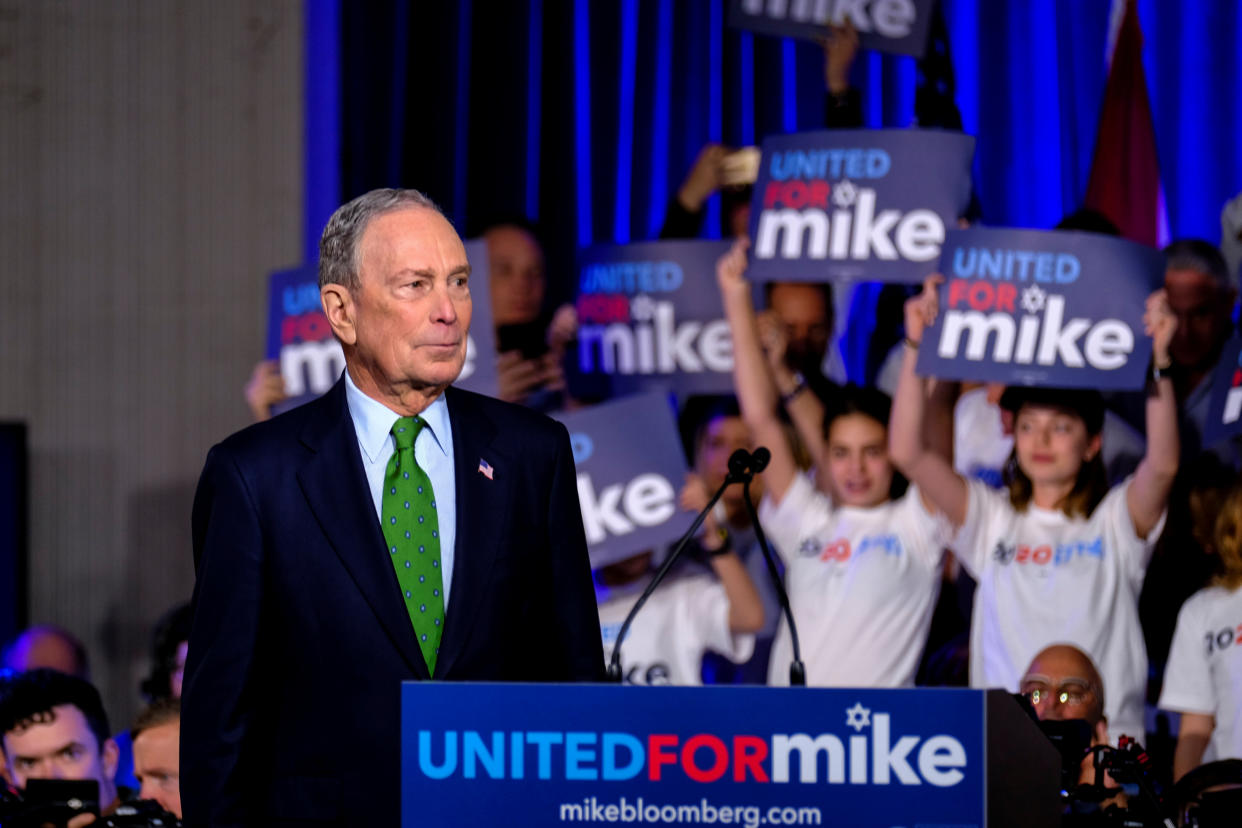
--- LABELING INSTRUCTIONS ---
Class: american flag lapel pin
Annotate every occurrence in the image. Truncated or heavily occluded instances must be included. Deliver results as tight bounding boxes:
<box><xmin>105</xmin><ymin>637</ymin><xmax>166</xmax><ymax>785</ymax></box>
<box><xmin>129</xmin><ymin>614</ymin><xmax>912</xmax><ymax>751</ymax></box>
<box><xmin>478</xmin><ymin>458</ymin><xmax>494</xmax><ymax>480</ymax></box>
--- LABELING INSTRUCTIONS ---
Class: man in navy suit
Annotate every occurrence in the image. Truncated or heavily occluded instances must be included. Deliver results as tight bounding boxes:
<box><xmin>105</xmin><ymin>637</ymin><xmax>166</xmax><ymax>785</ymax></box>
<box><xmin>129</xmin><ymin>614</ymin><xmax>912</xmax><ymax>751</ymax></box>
<box><xmin>182</xmin><ymin>189</ymin><xmax>603</xmax><ymax>827</ymax></box>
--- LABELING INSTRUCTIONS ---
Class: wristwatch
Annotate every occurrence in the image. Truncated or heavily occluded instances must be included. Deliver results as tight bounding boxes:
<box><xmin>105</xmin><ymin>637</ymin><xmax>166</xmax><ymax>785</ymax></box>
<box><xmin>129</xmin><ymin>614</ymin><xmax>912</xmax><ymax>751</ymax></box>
<box><xmin>780</xmin><ymin>372</ymin><xmax>807</xmax><ymax>404</ymax></box>
<box><xmin>1151</xmin><ymin>357</ymin><xmax>1172</xmax><ymax>383</ymax></box>
<box><xmin>706</xmin><ymin>527</ymin><xmax>733</xmax><ymax>557</ymax></box>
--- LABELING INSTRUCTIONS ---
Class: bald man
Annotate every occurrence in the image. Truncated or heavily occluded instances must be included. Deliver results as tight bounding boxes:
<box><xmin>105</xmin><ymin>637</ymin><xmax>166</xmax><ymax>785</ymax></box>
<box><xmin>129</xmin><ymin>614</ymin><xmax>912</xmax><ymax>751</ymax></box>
<box><xmin>1020</xmin><ymin>644</ymin><xmax>1109</xmax><ymax>744</ymax></box>
<box><xmin>1020</xmin><ymin>643</ymin><xmax>1130</xmax><ymax>802</ymax></box>
<box><xmin>2</xmin><ymin>626</ymin><xmax>90</xmax><ymax>680</ymax></box>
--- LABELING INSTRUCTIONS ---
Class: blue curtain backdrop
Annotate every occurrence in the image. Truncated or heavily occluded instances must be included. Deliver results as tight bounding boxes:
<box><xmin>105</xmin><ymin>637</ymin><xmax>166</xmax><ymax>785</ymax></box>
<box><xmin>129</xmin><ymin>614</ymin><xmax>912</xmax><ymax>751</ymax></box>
<box><xmin>334</xmin><ymin>0</ymin><xmax>1241</xmax><ymax>346</ymax></box>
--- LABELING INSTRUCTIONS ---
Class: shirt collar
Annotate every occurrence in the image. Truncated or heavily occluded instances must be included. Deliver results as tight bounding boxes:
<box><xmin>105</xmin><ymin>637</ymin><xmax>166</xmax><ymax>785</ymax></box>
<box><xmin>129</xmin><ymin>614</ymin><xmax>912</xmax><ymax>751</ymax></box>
<box><xmin>344</xmin><ymin>369</ymin><xmax>451</xmax><ymax>463</ymax></box>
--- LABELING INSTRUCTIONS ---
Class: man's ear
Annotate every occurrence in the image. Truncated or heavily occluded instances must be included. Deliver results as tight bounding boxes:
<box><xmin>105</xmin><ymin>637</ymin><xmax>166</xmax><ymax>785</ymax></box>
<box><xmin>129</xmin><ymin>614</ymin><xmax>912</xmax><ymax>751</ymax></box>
<box><xmin>102</xmin><ymin>736</ymin><xmax>119</xmax><ymax>780</ymax></box>
<box><xmin>321</xmin><ymin>284</ymin><xmax>358</xmax><ymax>346</ymax></box>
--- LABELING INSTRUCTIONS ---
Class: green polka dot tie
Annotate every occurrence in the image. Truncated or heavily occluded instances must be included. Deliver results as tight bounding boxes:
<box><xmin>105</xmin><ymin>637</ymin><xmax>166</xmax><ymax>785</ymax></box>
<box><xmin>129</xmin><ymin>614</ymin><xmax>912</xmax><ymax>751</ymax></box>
<box><xmin>382</xmin><ymin>416</ymin><xmax>444</xmax><ymax>675</ymax></box>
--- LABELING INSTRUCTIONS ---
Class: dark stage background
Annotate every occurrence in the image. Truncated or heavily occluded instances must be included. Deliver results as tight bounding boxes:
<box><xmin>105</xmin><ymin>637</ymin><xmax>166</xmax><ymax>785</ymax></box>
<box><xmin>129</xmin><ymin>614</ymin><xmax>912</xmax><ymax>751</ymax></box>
<box><xmin>335</xmin><ymin>0</ymin><xmax>1241</xmax><ymax>322</ymax></box>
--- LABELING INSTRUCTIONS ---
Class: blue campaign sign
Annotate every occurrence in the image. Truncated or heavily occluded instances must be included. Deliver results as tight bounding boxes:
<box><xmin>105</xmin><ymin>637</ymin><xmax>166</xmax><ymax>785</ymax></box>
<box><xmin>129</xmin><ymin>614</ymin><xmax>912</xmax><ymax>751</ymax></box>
<box><xmin>401</xmin><ymin>683</ymin><xmax>986</xmax><ymax>828</ymax></box>
<box><xmin>727</xmin><ymin>0</ymin><xmax>936</xmax><ymax>57</ymax></box>
<box><xmin>452</xmin><ymin>239</ymin><xmax>499</xmax><ymax>398</ymax></box>
<box><xmin>265</xmin><ymin>264</ymin><xmax>345</xmax><ymax>414</ymax></box>
<box><xmin>746</xmin><ymin>129</ymin><xmax>974</xmax><ymax>285</ymax></box>
<box><xmin>1202</xmin><ymin>335</ymin><xmax>1242</xmax><ymax>447</ymax></box>
<box><xmin>571</xmin><ymin>240</ymin><xmax>737</xmax><ymax>400</ymax></box>
<box><xmin>552</xmin><ymin>394</ymin><xmax>695</xmax><ymax>569</ymax></box>
<box><xmin>916</xmin><ymin>228</ymin><xmax>1165</xmax><ymax>390</ymax></box>
<box><xmin>264</xmin><ymin>239</ymin><xmax>499</xmax><ymax>413</ymax></box>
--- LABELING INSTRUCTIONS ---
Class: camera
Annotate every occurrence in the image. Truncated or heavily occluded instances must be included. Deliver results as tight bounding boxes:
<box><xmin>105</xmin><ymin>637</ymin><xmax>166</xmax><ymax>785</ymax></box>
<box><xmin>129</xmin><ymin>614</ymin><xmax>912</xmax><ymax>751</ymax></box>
<box><xmin>1037</xmin><ymin>719</ymin><xmax>1171</xmax><ymax>828</ymax></box>
<box><xmin>0</xmin><ymin>779</ymin><xmax>180</xmax><ymax>828</ymax></box>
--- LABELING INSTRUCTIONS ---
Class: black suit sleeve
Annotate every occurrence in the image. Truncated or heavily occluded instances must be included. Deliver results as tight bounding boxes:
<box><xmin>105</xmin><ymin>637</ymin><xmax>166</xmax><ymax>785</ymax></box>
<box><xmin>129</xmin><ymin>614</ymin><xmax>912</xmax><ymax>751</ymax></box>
<box><xmin>182</xmin><ymin>445</ymin><xmax>264</xmax><ymax>828</ymax></box>
<box><xmin>544</xmin><ymin>421</ymin><xmax>607</xmax><ymax>681</ymax></box>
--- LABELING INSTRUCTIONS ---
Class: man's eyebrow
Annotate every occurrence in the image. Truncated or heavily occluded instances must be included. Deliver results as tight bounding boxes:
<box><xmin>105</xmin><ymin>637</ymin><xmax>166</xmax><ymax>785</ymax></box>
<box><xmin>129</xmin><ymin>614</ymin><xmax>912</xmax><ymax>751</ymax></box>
<box><xmin>393</xmin><ymin>264</ymin><xmax>472</xmax><ymax>279</ymax></box>
<box><xmin>12</xmin><ymin>740</ymin><xmax>83</xmax><ymax>761</ymax></box>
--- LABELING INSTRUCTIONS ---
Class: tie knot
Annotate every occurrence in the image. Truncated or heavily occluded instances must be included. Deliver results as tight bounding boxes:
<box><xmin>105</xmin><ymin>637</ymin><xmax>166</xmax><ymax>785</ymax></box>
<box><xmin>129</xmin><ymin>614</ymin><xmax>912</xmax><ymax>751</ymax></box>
<box><xmin>391</xmin><ymin>416</ymin><xmax>424</xmax><ymax>451</ymax></box>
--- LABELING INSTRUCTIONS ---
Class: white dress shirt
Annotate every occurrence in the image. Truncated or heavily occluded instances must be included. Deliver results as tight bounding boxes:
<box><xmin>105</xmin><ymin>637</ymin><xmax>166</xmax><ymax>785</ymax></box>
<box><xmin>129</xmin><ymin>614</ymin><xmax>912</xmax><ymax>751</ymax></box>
<box><xmin>344</xmin><ymin>369</ymin><xmax>458</xmax><ymax>608</ymax></box>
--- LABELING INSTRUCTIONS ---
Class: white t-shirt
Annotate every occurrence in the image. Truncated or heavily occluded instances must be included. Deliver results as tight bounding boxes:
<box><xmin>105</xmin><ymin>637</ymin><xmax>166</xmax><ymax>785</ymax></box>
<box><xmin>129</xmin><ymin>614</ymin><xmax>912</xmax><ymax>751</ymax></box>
<box><xmin>598</xmin><ymin>573</ymin><xmax>754</xmax><ymax>686</ymax></box>
<box><xmin>953</xmin><ymin>478</ymin><xmax>1161</xmax><ymax>742</ymax></box>
<box><xmin>1160</xmin><ymin>584</ymin><xmax>1242</xmax><ymax>763</ymax></box>
<box><xmin>759</xmin><ymin>474</ymin><xmax>949</xmax><ymax>687</ymax></box>
<box><xmin>953</xmin><ymin>387</ymin><xmax>1012</xmax><ymax>488</ymax></box>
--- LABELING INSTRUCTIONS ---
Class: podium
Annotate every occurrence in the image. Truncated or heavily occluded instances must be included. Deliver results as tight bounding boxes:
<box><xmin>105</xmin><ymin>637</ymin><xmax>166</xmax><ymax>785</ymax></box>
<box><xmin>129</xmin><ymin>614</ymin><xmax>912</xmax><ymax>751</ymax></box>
<box><xmin>401</xmin><ymin>684</ymin><xmax>1060</xmax><ymax>828</ymax></box>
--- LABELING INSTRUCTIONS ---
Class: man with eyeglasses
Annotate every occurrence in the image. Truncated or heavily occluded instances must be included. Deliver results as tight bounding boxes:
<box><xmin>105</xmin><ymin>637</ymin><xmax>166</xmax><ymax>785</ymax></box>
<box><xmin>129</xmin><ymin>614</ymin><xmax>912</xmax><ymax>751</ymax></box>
<box><xmin>1020</xmin><ymin>643</ymin><xmax>1110</xmax><ymax>745</ymax></box>
<box><xmin>1020</xmin><ymin>643</ymin><xmax>1133</xmax><ymax>805</ymax></box>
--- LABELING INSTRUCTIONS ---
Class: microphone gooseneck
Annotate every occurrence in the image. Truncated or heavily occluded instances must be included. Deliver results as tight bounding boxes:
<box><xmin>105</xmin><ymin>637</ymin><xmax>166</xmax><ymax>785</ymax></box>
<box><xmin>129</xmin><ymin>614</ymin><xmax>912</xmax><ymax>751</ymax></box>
<box><xmin>608</xmin><ymin>448</ymin><xmax>759</xmax><ymax>683</ymax></box>
<box><xmin>738</xmin><ymin>447</ymin><xmax>806</xmax><ymax>686</ymax></box>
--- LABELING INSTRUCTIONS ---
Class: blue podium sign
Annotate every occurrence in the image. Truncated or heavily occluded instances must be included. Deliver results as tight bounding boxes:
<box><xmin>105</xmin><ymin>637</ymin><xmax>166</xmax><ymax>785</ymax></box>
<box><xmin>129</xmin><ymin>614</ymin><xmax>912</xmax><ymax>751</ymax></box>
<box><xmin>402</xmin><ymin>684</ymin><xmax>990</xmax><ymax>827</ymax></box>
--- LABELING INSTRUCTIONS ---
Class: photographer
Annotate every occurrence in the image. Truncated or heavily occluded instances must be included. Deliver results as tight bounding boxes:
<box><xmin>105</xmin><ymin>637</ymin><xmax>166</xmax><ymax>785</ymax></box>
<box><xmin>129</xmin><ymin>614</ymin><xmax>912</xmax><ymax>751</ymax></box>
<box><xmin>0</xmin><ymin>668</ymin><xmax>120</xmax><ymax>825</ymax></box>
<box><xmin>1022</xmin><ymin>644</ymin><xmax>1111</xmax><ymax>752</ymax></box>
<box><xmin>1021</xmin><ymin>646</ymin><xmax>1139</xmax><ymax>818</ymax></box>
<box><xmin>130</xmin><ymin>700</ymin><xmax>180</xmax><ymax>820</ymax></box>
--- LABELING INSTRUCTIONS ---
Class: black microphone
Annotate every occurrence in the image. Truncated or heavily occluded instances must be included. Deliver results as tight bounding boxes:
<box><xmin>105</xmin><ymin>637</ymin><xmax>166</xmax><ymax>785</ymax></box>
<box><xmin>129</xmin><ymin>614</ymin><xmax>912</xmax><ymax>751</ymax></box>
<box><xmin>607</xmin><ymin>449</ymin><xmax>752</xmax><ymax>683</ymax></box>
<box><xmin>727</xmin><ymin>447</ymin><xmax>751</xmax><ymax>478</ymax></box>
<box><xmin>738</xmin><ymin>445</ymin><xmax>807</xmax><ymax>686</ymax></box>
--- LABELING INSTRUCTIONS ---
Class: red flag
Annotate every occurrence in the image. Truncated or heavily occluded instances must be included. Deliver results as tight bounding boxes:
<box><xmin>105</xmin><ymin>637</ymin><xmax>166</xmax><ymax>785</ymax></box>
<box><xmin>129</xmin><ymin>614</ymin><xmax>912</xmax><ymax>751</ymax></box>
<box><xmin>1084</xmin><ymin>0</ymin><xmax>1166</xmax><ymax>247</ymax></box>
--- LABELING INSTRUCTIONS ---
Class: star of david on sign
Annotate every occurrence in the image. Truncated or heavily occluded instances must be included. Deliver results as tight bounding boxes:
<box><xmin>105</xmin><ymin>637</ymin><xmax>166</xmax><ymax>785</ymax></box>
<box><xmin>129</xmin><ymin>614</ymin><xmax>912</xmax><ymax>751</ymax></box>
<box><xmin>845</xmin><ymin>702</ymin><xmax>871</xmax><ymax>732</ymax></box>
<box><xmin>630</xmin><ymin>293</ymin><xmax>656</xmax><ymax>321</ymax></box>
<box><xmin>833</xmin><ymin>179</ymin><xmax>858</xmax><ymax>208</ymax></box>
<box><xmin>1020</xmin><ymin>285</ymin><xmax>1047</xmax><ymax>314</ymax></box>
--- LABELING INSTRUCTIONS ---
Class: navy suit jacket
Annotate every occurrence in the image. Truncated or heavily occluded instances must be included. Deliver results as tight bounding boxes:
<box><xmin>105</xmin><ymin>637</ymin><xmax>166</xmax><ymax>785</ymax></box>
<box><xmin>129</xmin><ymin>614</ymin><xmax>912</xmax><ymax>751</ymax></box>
<box><xmin>182</xmin><ymin>380</ymin><xmax>604</xmax><ymax>827</ymax></box>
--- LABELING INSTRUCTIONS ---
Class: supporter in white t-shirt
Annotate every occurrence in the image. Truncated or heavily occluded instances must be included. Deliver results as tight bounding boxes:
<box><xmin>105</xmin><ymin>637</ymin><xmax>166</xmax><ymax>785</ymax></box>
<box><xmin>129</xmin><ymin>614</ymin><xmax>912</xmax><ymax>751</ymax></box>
<box><xmin>596</xmin><ymin>505</ymin><xmax>765</xmax><ymax>686</ymax></box>
<box><xmin>716</xmin><ymin>240</ymin><xmax>952</xmax><ymax>688</ymax></box>
<box><xmin>598</xmin><ymin>561</ymin><xmax>757</xmax><ymax>686</ymax></box>
<box><xmin>1160</xmin><ymin>486</ymin><xmax>1242</xmax><ymax>780</ymax></box>
<box><xmin>891</xmin><ymin>276</ymin><xmax>1179</xmax><ymax>744</ymax></box>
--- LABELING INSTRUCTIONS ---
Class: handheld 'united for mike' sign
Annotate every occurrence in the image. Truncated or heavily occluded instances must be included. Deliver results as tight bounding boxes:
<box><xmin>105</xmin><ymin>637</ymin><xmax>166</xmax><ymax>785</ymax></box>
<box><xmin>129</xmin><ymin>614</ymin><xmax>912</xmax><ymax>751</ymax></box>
<box><xmin>552</xmin><ymin>393</ymin><xmax>695</xmax><ymax>570</ymax></box>
<box><xmin>728</xmin><ymin>0</ymin><xmax>936</xmax><ymax>57</ymax></box>
<box><xmin>570</xmin><ymin>240</ymin><xmax>737</xmax><ymax>400</ymax></box>
<box><xmin>1202</xmin><ymin>336</ymin><xmax>1242</xmax><ymax>447</ymax></box>
<box><xmin>266</xmin><ymin>263</ymin><xmax>344</xmax><ymax>415</ymax></box>
<box><xmin>915</xmin><ymin>228</ymin><xmax>1166</xmax><ymax>390</ymax></box>
<box><xmin>746</xmin><ymin>129</ymin><xmax>974</xmax><ymax>285</ymax></box>
<box><xmin>265</xmin><ymin>239</ymin><xmax>499</xmax><ymax>413</ymax></box>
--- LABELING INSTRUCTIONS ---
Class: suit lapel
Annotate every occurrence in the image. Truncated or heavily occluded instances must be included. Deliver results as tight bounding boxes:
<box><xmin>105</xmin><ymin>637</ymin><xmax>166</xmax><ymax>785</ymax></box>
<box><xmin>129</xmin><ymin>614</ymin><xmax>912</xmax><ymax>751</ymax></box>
<box><xmin>296</xmin><ymin>381</ymin><xmax>429</xmax><ymax>679</ymax></box>
<box><xmin>436</xmin><ymin>387</ymin><xmax>510</xmax><ymax>677</ymax></box>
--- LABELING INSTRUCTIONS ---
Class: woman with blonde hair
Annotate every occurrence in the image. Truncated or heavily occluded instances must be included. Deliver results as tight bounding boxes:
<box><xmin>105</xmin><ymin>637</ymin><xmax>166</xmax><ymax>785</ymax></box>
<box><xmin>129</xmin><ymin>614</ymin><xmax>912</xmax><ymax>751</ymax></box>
<box><xmin>1160</xmin><ymin>483</ymin><xmax>1242</xmax><ymax>779</ymax></box>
